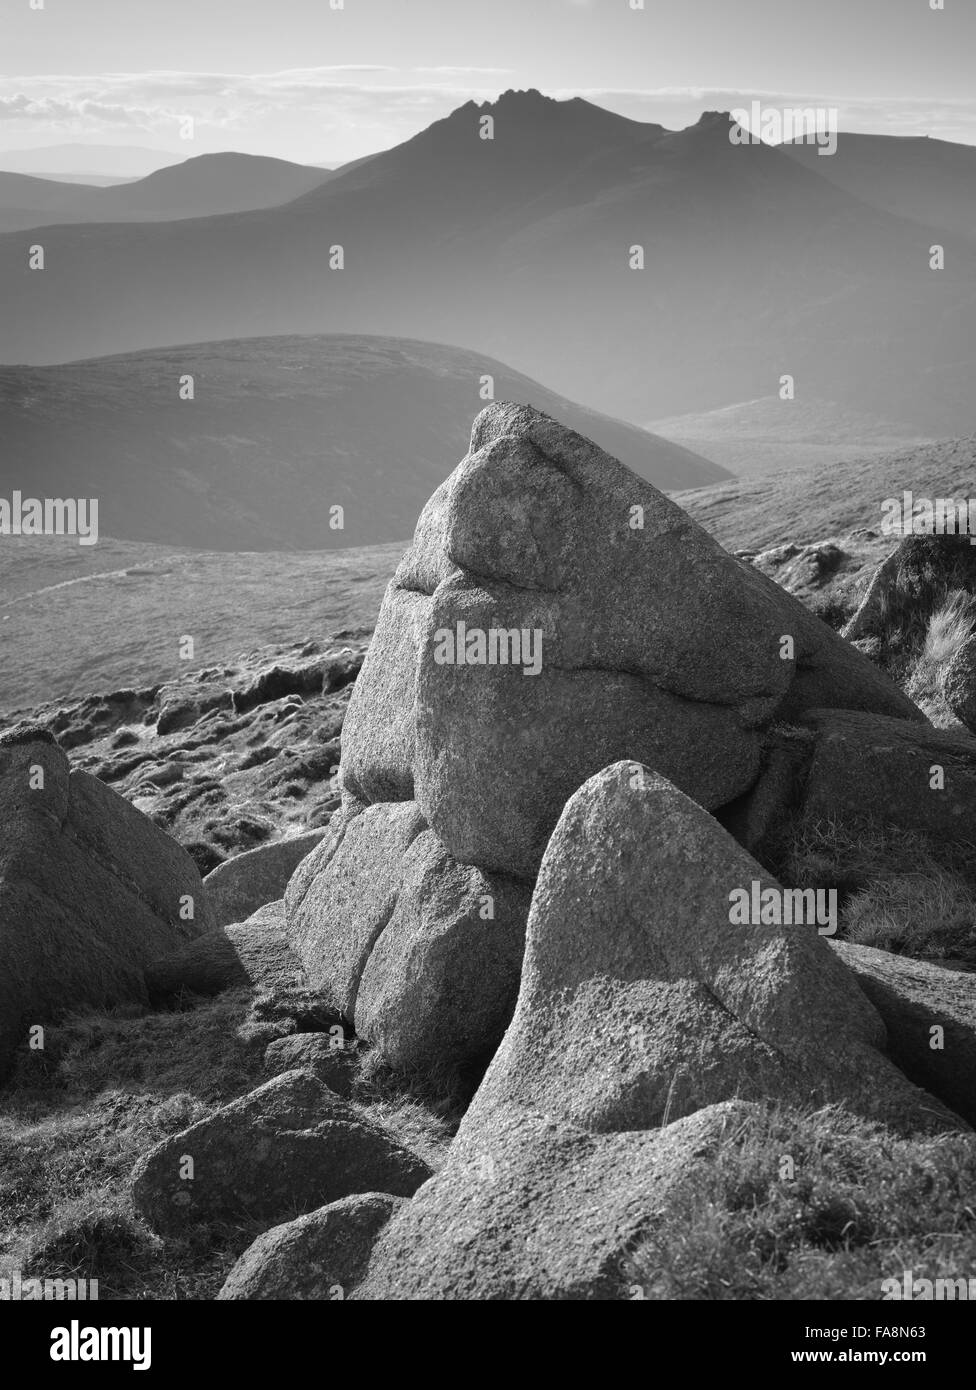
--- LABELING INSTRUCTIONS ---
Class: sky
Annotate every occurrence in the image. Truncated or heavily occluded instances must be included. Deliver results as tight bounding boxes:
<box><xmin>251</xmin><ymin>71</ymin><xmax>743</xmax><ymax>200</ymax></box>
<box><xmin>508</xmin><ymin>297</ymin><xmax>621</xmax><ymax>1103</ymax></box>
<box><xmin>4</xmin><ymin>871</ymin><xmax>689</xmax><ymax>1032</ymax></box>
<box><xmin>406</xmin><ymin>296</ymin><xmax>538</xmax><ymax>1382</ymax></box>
<box><xmin>2</xmin><ymin>0</ymin><xmax>975</xmax><ymax>167</ymax></box>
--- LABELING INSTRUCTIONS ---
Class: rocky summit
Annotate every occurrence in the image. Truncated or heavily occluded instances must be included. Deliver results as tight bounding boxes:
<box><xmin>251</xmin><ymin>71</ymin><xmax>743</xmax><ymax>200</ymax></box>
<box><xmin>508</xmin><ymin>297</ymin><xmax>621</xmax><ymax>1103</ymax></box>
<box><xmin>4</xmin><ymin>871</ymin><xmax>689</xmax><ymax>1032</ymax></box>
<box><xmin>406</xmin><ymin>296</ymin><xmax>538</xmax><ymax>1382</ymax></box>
<box><xmin>3</xmin><ymin>406</ymin><xmax>976</xmax><ymax>1304</ymax></box>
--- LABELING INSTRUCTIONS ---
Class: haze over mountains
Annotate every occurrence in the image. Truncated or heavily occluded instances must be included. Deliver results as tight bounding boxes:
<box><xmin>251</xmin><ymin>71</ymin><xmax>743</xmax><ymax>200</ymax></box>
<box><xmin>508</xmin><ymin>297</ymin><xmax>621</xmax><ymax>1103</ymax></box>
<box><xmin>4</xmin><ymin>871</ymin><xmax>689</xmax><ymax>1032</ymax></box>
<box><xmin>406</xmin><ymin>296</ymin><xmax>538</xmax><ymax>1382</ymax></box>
<box><xmin>781</xmin><ymin>133</ymin><xmax>976</xmax><ymax>245</ymax></box>
<box><xmin>649</xmin><ymin>396</ymin><xmax>933</xmax><ymax>475</ymax></box>
<box><xmin>0</xmin><ymin>153</ymin><xmax>341</xmax><ymax>233</ymax></box>
<box><xmin>0</xmin><ymin>334</ymin><xmax>725</xmax><ymax>551</ymax></box>
<box><xmin>2</xmin><ymin>90</ymin><xmax>974</xmax><ymax>439</ymax></box>
<box><xmin>0</xmin><ymin>143</ymin><xmax>185</xmax><ymax>179</ymax></box>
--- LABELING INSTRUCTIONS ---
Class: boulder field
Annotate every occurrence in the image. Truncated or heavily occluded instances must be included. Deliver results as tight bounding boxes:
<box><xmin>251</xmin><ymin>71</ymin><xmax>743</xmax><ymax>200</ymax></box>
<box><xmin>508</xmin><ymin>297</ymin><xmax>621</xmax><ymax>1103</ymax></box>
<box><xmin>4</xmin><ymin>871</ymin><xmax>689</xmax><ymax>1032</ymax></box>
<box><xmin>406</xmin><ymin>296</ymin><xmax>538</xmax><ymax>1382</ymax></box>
<box><xmin>2</xmin><ymin>404</ymin><xmax>975</xmax><ymax>1302</ymax></box>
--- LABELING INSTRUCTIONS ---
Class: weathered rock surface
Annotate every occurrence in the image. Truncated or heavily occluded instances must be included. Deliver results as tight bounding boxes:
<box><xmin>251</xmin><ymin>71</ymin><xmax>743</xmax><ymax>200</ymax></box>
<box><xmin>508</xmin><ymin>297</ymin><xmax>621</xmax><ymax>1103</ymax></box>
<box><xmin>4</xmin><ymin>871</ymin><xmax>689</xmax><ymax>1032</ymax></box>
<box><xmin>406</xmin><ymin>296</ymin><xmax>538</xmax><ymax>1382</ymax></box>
<box><xmin>263</xmin><ymin>1033</ymin><xmax>358</xmax><ymax>1097</ymax></box>
<box><xmin>342</xmin><ymin>405</ymin><xmax>920</xmax><ymax>877</ymax></box>
<box><xmin>831</xmin><ymin>940</ymin><xmax>976</xmax><ymax>1128</ymax></box>
<box><xmin>0</xmin><ymin>734</ymin><xmax>210</xmax><ymax>1076</ymax></box>
<box><xmin>204</xmin><ymin>829</ymin><xmax>327</xmax><ymax>929</ymax></box>
<box><xmin>940</xmin><ymin>634</ymin><xmax>976</xmax><ymax>734</ymax></box>
<box><xmin>286</xmin><ymin>801</ymin><xmax>530</xmax><ymax>1076</ymax></box>
<box><xmin>356</xmin><ymin>1101</ymin><xmax>753</xmax><ymax>1301</ymax></box>
<box><xmin>130</xmin><ymin>1070</ymin><xmax>431</xmax><ymax>1234</ymax></box>
<box><xmin>799</xmin><ymin>709</ymin><xmax>976</xmax><ymax>842</ymax></box>
<box><xmin>467</xmin><ymin>762</ymin><xmax>963</xmax><ymax>1137</ymax></box>
<box><xmin>144</xmin><ymin>900</ymin><xmax>306</xmax><ymax>1005</ymax></box>
<box><xmin>219</xmin><ymin>1192</ymin><xmax>403</xmax><ymax>1300</ymax></box>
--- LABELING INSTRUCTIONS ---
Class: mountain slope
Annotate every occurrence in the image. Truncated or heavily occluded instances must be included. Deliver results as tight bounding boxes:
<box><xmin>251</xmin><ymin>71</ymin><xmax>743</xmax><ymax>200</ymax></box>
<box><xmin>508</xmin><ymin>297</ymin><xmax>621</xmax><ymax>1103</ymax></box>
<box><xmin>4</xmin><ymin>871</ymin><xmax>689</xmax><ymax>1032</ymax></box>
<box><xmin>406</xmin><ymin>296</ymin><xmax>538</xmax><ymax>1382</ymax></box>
<box><xmin>0</xmin><ymin>333</ymin><xmax>727</xmax><ymax>550</ymax></box>
<box><xmin>781</xmin><ymin>132</ymin><xmax>976</xmax><ymax>244</ymax></box>
<box><xmin>649</xmin><ymin>396</ymin><xmax>932</xmax><ymax>475</ymax></box>
<box><xmin>0</xmin><ymin>153</ymin><xmax>334</xmax><ymax>232</ymax></box>
<box><xmin>1</xmin><ymin>94</ymin><xmax>974</xmax><ymax>433</ymax></box>
<box><xmin>676</xmin><ymin>435</ymin><xmax>976</xmax><ymax>553</ymax></box>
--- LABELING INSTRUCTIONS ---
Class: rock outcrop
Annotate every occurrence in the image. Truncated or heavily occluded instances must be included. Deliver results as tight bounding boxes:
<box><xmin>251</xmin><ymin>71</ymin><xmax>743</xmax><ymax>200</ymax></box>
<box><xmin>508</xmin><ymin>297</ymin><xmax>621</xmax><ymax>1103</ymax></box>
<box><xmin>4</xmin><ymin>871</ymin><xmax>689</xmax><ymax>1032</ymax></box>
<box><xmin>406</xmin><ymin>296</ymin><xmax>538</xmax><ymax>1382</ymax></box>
<box><xmin>144</xmin><ymin>901</ymin><xmax>306</xmax><ymax>1004</ymax></box>
<box><xmin>285</xmin><ymin>802</ymin><xmax>531</xmax><ymax>1077</ymax></box>
<box><xmin>0</xmin><ymin>732</ymin><xmax>211</xmax><ymax>1076</ymax></box>
<box><xmin>348</xmin><ymin>761</ymin><xmax>964</xmax><ymax>1300</ymax></box>
<box><xmin>356</xmin><ymin>1101</ymin><xmax>754</xmax><ymax>1301</ymax></box>
<box><xmin>831</xmin><ymin>940</ymin><xmax>976</xmax><ymax>1128</ymax></box>
<box><xmin>466</xmin><ymin>762</ymin><xmax>960</xmax><ymax>1137</ymax></box>
<box><xmin>341</xmin><ymin>404</ymin><xmax>920</xmax><ymax>879</ymax></box>
<box><xmin>219</xmin><ymin>1192</ymin><xmax>403</xmax><ymax>1300</ymax></box>
<box><xmin>203</xmin><ymin>829</ymin><xmax>327</xmax><ymax>929</ymax></box>
<box><xmin>131</xmin><ymin>1070</ymin><xmax>431</xmax><ymax>1234</ymax></box>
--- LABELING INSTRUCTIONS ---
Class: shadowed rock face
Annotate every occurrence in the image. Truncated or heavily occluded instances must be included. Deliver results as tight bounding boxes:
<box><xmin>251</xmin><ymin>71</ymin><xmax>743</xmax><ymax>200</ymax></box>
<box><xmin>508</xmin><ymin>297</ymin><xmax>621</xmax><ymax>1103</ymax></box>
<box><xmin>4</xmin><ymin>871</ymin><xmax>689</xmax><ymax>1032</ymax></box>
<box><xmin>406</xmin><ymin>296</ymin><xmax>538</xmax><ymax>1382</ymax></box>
<box><xmin>285</xmin><ymin>801</ymin><xmax>531</xmax><ymax>1077</ymax></box>
<box><xmin>830</xmin><ymin>941</ymin><xmax>976</xmax><ymax>1129</ymax></box>
<box><xmin>341</xmin><ymin>403</ymin><xmax>921</xmax><ymax>878</ymax></box>
<box><xmin>0</xmin><ymin>736</ymin><xmax>211</xmax><ymax>1076</ymax></box>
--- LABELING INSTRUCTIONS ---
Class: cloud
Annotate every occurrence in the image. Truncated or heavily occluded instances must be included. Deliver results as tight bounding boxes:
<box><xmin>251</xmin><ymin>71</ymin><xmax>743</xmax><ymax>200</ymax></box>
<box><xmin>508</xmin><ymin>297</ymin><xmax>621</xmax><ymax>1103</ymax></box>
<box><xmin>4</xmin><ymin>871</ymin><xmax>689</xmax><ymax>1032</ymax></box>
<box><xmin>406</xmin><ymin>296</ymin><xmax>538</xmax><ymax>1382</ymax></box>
<box><xmin>557</xmin><ymin>86</ymin><xmax>976</xmax><ymax>142</ymax></box>
<box><xmin>0</xmin><ymin>68</ymin><xmax>517</xmax><ymax>149</ymax></box>
<box><xmin>1</xmin><ymin>72</ymin><xmax>973</xmax><ymax>156</ymax></box>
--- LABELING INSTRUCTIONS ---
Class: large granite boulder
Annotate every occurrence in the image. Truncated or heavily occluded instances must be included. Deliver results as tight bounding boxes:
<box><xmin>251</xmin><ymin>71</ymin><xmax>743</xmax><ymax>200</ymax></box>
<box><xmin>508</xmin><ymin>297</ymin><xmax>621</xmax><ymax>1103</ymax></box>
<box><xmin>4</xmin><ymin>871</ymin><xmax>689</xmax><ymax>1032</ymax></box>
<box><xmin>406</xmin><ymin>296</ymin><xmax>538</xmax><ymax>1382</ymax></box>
<box><xmin>341</xmin><ymin>405</ymin><xmax>920</xmax><ymax>877</ymax></box>
<box><xmin>467</xmin><ymin>762</ymin><xmax>963</xmax><ymax>1137</ymax></box>
<box><xmin>285</xmin><ymin>801</ymin><xmax>530</xmax><ymax>1077</ymax></box>
<box><xmin>797</xmin><ymin>709</ymin><xmax>976</xmax><ymax>842</ymax></box>
<box><xmin>203</xmin><ymin>830</ymin><xmax>327</xmax><ymax>928</ymax></box>
<box><xmin>350</xmin><ymin>761</ymin><xmax>963</xmax><ymax>1300</ymax></box>
<box><xmin>218</xmin><ymin>1192</ymin><xmax>404</xmax><ymax>1300</ymax></box>
<box><xmin>356</xmin><ymin>1101</ymin><xmax>753</xmax><ymax>1301</ymax></box>
<box><xmin>130</xmin><ymin>1070</ymin><xmax>430</xmax><ymax>1234</ymax></box>
<box><xmin>0</xmin><ymin>731</ymin><xmax>211</xmax><ymax>1077</ymax></box>
<box><xmin>144</xmin><ymin>901</ymin><xmax>306</xmax><ymax>1006</ymax></box>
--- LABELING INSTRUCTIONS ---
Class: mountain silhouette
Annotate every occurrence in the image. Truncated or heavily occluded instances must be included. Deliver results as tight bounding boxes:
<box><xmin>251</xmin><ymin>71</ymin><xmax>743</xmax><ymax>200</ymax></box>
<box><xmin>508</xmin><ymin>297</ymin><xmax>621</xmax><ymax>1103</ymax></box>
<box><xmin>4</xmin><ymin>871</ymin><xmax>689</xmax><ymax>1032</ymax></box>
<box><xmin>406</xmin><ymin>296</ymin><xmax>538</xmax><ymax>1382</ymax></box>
<box><xmin>1</xmin><ymin>92</ymin><xmax>973</xmax><ymax>434</ymax></box>
<box><xmin>0</xmin><ymin>153</ymin><xmax>337</xmax><ymax>233</ymax></box>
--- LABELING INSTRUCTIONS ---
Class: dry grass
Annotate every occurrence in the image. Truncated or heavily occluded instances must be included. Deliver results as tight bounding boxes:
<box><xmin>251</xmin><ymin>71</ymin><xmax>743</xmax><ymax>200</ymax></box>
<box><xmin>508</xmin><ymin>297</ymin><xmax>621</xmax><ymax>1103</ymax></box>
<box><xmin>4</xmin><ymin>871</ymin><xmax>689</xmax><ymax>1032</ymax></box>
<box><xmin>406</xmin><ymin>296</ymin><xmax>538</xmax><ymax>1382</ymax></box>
<box><xmin>905</xmin><ymin>589</ymin><xmax>976</xmax><ymax>713</ymax></box>
<box><xmin>844</xmin><ymin>874</ymin><xmax>976</xmax><ymax>962</ymax></box>
<box><xmin>624</xmin><ymin>1104</ymin><xmax>976</xmax><ymax>1300</ymax></box>
<box><xmin>781</xmin><ymin>817</ymin><xmax>976</xmax><ymax>965</ymax></box>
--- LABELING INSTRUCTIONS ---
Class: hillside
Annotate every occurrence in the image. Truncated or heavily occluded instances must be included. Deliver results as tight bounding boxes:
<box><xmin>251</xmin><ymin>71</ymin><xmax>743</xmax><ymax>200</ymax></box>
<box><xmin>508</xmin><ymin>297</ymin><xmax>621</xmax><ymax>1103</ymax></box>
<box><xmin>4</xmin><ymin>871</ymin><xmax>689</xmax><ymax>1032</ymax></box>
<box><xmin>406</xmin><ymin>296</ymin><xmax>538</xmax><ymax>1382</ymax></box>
<box><xmin>0</xmin><ymin>535</ymin><xmax>400</xmax><ymax>713</ymax></box>
<box><xmin>0</xmin><ymin>333</ymin><xmax>727</xmax><ymax>551</ymax></box>
<box><xmin>0</xmin><ymin>153</ymin><xmax>335</xmax><ymax>232</ymax></box>
<box><xmin>782</xmin><ymin>132</ymin><xmax>976</xmax><ymax>244</ymax></box>
<box><xmin>1</xmin><ymin>94</ymin><xmax>973</xmax><ymax>434</ymax></box>
<box><xmin>649</xmin><ymin>396</ymin><xmax>932</xmax><ymax>475</ymax></box>
<box><xmin>677</xmin><ymin>434</ymin><xmax>976</xmax><ymax>552</ymax></box>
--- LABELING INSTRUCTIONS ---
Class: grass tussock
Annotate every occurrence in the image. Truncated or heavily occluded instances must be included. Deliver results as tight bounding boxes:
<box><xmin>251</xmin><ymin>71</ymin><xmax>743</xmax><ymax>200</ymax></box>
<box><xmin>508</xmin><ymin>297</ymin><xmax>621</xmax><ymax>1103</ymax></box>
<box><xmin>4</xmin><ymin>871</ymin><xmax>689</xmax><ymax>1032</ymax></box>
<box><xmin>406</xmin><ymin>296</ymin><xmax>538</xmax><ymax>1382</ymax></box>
<box><xmin>855</xmin><ymin>535</ymin><xmax>976</xmax><ymax>684</ymax></box>
<box><xmin>780</xmin><ymin>817</ymin><xmax>976</xmax><ymax>965</ymax></box>
<box><xmin>905</xmin><ymin>589</ymin><xmax>976</xmax><ymax>715</ymax></box>
<box><xmin>625</xmin><ymin>1104</ymin><xmax>976</xmax><ymax>1300</ymax></box>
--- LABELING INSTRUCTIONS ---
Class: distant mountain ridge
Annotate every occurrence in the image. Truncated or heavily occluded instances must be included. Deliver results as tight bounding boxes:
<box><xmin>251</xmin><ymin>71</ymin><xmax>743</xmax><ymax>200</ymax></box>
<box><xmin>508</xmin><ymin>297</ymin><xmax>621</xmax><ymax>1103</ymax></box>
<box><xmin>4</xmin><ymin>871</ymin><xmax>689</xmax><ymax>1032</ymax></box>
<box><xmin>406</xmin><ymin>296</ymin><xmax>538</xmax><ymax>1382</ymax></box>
<box><xmin>0</xmin><ymin>333</ymin><xmax>727</xmax><ymax>551</ymax></box>
<box><xmin>649</xmin><ymin>396</ymin><xmax>933</xmax><ymax>475</ymax></box>
<box><xmin>0</xmin><ymin>153</ymin><xmax>339</xmax><ymax>233</ymax></box>
<box><xmin>0</xmin><ymin>92</ymin><xmax>973</xmax><ymax>436</ymax></box>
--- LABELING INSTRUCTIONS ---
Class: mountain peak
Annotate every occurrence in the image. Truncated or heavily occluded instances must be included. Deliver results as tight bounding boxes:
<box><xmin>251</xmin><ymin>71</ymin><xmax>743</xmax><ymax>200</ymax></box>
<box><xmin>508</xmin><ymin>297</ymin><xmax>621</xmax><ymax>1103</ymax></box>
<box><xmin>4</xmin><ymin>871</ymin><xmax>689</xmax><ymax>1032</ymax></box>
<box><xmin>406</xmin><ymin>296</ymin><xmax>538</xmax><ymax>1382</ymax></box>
<box><xmin>694</xmin><ymin>110</ymin><xmax>735</xmax><ymax>128</ymax></box>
